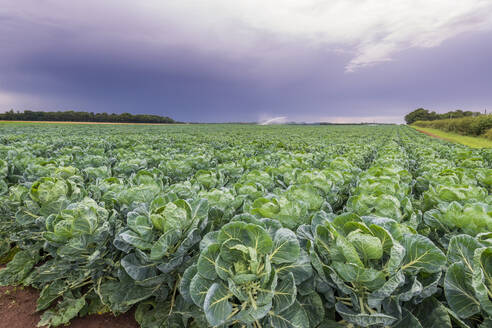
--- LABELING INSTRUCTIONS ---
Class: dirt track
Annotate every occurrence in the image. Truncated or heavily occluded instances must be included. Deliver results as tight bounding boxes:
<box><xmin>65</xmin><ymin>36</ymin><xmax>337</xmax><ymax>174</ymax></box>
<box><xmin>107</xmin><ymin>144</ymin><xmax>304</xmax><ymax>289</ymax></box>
<box><xmin>414</xmin><ymin>128</ymin><xmax>454</xmax><ymax>143</ymax></box>
<box><xmin>0</xmin><ymin>285</ymin><xmax>138</xmax><ymax>328</ymax></box>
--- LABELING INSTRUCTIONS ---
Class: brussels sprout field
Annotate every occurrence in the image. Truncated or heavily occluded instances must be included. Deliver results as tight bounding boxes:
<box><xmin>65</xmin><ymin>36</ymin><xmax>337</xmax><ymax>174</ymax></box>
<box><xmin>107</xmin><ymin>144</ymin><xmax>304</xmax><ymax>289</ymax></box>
<box><xmin>0</xmin><ymin>123</ymin><xmax>491</xmax><ymax>327</ymax></box>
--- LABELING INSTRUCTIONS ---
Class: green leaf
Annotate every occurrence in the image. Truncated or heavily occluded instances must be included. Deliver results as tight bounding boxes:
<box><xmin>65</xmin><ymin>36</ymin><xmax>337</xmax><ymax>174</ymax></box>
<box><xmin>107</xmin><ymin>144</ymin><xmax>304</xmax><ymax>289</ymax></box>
<box><xmin>38</xmin><ymin>296</ymin><xmax>86</xmax><ymax>327</ymax></box>
<box><xmin>472</xmin><ymin>247</ymin><xmax>492</xmax><ymax>316</ymax></box>
<box><xmin>298</xmin><ymin>292</ymin><xmax>324</xmax><ymax>328</ymax></box>
<box><xmin>203</xmin><ymin>283</ymin><xmax>233</xmax><ymax>326</ymax></box>
<box><xmin>190</xmin><ymin>274</ymin><xmax>214</xmax><ymax>308</ymax></box>
<box><xmin>37</xmin><ymin>280</ymin><xmax>67</xmax><ymax>311</ymax></box>
<box><xmin>149</xmin><ymin>229</ymin><xmax>180</xmax><ymax>261</ymax></box>
<box><xmin>368</xmin><ymin>270</ymin><xmax>405</xmax><ymax>308</ymax></box>
<box><xmin>270</xmin><ymin>228</ymin><xmax>300</xmax><ymax>264</ymax></box>
<box><xmin>447</xmin><ymin>234</ymin><xmax>482</xmax><ymax>270</ymax></box>
<box><xmin>336</xmin><ymin>235</ymin><xmax>363</xmax><ymax>266</ymax></box>
<box><xmin>179</xmin><ymin>264</ymin><xmax>197</xmax><ymax>304</ymax></box>
<box><xmin>0</xmin><ymin>250</ymin><xmax>39</xmax><ymax>285</ymax></box>
<box><xmin>276</xmin><ymin>249</ymin><xmax>313</xmax><ymax>284</ymax></box>
<box><xmin>331</xmin><ymin>262</ymin><xmax>385</xmax><ymax>291</ymax></box>
<box><xmin>121</xmin><ymin>253</ymin><xmax>157</xmax><ymax>282</ymax></box>
<box><xmin>393</xmin><ymin>308</ymin><xmax>423</xmax><ymax>328</ymax></box>
<box><xmin>334</xmin><ymin>302</ymin><xmax>397</xmax><ymax>327</ymax></box>
<box><xmin>98</xmin><ymin>272</ymin><xmax>160</xmax><ymax>313</ymax></box>
<box><xmin>197</xmin><ymin>243</ymin><xmax>220</xmax><ymax>280</ymax></box>
<box><xmin>413</xmin><ymin>297</ymin><xmax>452</xmax><ymax>328</ymax></box>
<box><xmin>119</xmin><ymin>230</ymin><xmax>153</xmax><ymax>250</ymax></box>
<box><xmin>400</xmin><ymin>234</ymin><xmax>446</xmax><ymax>274</ymax></box>
<box><xmin>243</xmin><ymin>223</ymin><xmax>273</xmax><ymax>255</ymax></box>
<box><xmin>444</xmin><ymin>262</ymin><xmax>480</xmax><ymax>319</ymax></box>
<box><xmin>272</xmin><ymin>273</ymin><xmax>296</xmax><ymax>313</ymax></box>
<box><xmin>346</xmin><ymin>231</ymin><xmax>383</xmax><ymax>261</ymax></box>
<box><xmin>268</xmin><ymin>301</ymin><xmax>309</xmax><ymax>328</ymax></box>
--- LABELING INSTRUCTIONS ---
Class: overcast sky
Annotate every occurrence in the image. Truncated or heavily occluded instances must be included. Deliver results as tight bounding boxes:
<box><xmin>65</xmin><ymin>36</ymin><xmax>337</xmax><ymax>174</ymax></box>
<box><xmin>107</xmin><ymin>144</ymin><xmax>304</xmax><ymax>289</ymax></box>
<box><xmin>1</xmin><ymin>0</ymin><xmax>492</xmax><ymax>123</ymax></box>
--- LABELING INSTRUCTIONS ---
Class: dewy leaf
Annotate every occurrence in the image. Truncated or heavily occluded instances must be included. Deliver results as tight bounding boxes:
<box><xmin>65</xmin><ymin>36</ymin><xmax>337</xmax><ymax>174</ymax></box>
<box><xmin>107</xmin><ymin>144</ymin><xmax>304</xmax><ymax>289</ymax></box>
<box><xmin>121</xmin><ymin>253</ymin><xmax>157</xmax><ymax>282</ymax></box>
<box><xmin>98</xmin><ymin>272</ymin><xmax>159</xmax><ymax>314</ymax></box>
<box><xmin>276</xmin><ymin>249</ymin><xmax>313</xmax><ymax>284</ymax></box>
<box><xmin>298</xmin><ymin>292</ymin><xmax>325</xmax><ymax>328</ymax></box>
<box><xmin>190</xmin><ymin>274</ymin><xmax>214</xmax><ymax>308</ymax></box>
<box><xmin>400</xmin><ymin>234</ymin><xmax>446</xmax><ymax>274</ymax></box>
<box><xmin>447</xmin><ymin>234</ymin><xmax>482</xmax><ymax>270</ymax></box>
<box><xmin>37</xmin><ymin>280</ymin><xmax>67</xmax><ymax>311</ymax></box>
<box><xmin>119</xmin><ymin>230</ymin><xmax>153</xmax><ymax>250</ymax></box>
<box><xmin>203</xmin><ymin>283</ymin><xmax>233</xmax><ymax>326</ymax></box>
<box><xmin>243</xmin><ymin>223</ymin><xmax>273</xmax><ymax>255</ymax></box>
<box><xmin>346</xmin><ymin>231</ymin><xmax>383</xmax><ymax>261</ymax></box>
<box><xmin>272</xmin><ymin>272</ymin><xmax>296</xmax><ymax>313</ymax></box>
<box><xmin>334</xmin><ymin>302</ymin><xmax>397</xmax><ymax>327</ymax></box>
<box><xmin>197</xmin><ymin>243</ymin><xmax>220</xmax><ymax>280</ymax></box>
<box><xmin>413</xmin><ymin>297</ymin><xmax>452</xmax><ymax>328</ymax></box>
<box><xmin>336</xmin><ymin>235</ymin><xmax>363</xmax><ymax>267</ymax></box>
<box><xmin>368</xmin><ymin>270</ymin><xmax>405</xmax><ymax>308</ymax></box>
<box><xmin>472</xmin><ymin>247</ymin><xmax>492</xmax><ymax>316</ymax></box>
<box><xmin>37</xmin><ymin>296</ymin><xmax>86</xmax><ymax>327</ymax></box>
<box><xmin>331</xmin><ymin>262</ymin><xmax>385</xmax><ymax>291</ymax></box>
<box><xmin>270</xmin><ymin>228</ymin><xmax>301</xmax><ymax>264</ymax></box>
<box><xmin>393</xmin><ymin>308</ymin><xmax>423</xmax><ymax>328</ymax></box>
<box><xmin>268</xmin><ymin>301</ymin><xmax>309</xmax><ymax>328</ymax></box>
<box><xmin>0</xmin><ymin>250</ymin><xmax>39</xmax><ymax>285</ymax></box>
<box><xmin>179</xmin><ymin>264</ymin><xmax>197</xmax><ymax>304</ymax></box>
<box><xmin>149</xmin><ymin>229</ymin><xmax>180</xmax><ymax>261</ymax></box>
<box><xmin>444</xmin><ymin>262</ymin><xmax>480</xmax><ymax>319</ymax></box>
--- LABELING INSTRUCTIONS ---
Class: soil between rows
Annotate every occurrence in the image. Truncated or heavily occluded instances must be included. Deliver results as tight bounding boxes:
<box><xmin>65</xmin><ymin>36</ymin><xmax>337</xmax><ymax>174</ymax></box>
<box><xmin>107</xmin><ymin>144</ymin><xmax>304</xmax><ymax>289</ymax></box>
<box><xmin>0</xmin><ymin>269</ymin><xmax>138</xmax><ymax>328</ymax></box>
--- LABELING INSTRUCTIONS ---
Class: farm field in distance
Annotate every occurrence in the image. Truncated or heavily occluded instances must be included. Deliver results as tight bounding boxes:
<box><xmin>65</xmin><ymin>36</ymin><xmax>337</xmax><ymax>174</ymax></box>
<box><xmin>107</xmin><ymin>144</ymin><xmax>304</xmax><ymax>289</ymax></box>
<box><xmin>0</xmin><ymin>123</ymin><xmax>491</xmax><ymax>328</ymax></box>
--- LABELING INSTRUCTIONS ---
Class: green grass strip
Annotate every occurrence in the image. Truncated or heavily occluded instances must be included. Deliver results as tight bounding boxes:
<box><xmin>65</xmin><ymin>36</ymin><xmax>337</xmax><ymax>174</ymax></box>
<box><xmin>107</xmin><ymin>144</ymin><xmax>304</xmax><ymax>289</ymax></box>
<box><xmin>410</xmin><ymin>126</ymin><xmax>492</xmax><ymax>148</ymax></box>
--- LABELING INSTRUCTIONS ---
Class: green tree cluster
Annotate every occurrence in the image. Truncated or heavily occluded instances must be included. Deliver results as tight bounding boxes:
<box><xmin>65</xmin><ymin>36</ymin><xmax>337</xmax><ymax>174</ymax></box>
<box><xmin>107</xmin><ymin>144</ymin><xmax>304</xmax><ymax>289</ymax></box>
<box><xmin>405</xmin><ymin>108</ymin><xmax>480</xmax><ymax>124</ymax></box>
<box><xmin>0</xmin><ymin>110</ymin><xmax>176</xmax><ymax>124</ymax></box>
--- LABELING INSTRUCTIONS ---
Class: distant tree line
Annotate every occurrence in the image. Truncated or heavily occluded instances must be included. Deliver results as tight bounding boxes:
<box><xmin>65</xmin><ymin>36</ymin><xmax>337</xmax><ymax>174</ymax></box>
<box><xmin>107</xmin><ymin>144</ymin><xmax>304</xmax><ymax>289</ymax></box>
<box><xmin>0</xmin><ymin>110</ymin><xmax>176</xmax><ymax>124</ymax></box>
<box><xmin>404</xmin><ymin>108</ymin><xmax>481</xmax><ymax>124</ymax></box>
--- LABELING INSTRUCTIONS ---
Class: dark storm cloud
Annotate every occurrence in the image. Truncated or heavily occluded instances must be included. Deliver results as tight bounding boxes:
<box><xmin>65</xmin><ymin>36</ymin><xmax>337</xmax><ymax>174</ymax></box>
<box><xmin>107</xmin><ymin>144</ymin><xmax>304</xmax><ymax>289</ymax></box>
<box><xmin>1</xmin><ymin>1</ymin><xmax>492</xmax><ymax>122</ymax></box>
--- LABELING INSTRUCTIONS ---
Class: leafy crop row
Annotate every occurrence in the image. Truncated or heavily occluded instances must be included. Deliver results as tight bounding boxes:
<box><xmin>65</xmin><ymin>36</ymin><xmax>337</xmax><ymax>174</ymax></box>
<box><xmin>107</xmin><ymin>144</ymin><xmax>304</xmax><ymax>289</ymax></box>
<box><xmin>0</xmin><ymin>124</ymin><xmax>491</xmax><ymax>327</ymax></box>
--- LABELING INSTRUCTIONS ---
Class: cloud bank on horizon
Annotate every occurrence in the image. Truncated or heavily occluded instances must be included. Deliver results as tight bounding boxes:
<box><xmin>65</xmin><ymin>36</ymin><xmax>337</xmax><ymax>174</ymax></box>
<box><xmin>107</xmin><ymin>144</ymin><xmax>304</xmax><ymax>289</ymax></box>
<box><xmin>1</xmin><ymin>0</ymin><xmax>492</xmax><ymax>122</ymax></box>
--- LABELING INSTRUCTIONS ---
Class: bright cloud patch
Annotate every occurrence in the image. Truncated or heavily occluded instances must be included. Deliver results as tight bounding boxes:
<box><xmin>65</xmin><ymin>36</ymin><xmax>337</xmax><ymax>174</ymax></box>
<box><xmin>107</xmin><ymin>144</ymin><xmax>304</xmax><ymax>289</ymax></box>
<box><xmin>3</xmin><ymin>0</ymin><xmax>492</xmax><ymax>72</ymax></box>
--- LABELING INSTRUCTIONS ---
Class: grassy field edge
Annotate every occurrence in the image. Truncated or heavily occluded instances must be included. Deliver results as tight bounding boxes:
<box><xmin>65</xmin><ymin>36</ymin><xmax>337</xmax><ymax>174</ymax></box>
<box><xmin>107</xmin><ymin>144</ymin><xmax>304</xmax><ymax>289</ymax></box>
<box><xmin>410</xmin><ymin>125</ymin><xmax>492</xmax><ymax>148</ymax></box>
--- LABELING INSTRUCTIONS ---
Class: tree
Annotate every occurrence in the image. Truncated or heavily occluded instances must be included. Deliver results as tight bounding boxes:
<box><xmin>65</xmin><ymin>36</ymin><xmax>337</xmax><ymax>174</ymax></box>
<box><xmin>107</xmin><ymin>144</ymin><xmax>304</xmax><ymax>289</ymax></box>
<box><xmin>404</xmin><ymin>108</ymin><xmax>435</xmax><ymax>124</ymax></box>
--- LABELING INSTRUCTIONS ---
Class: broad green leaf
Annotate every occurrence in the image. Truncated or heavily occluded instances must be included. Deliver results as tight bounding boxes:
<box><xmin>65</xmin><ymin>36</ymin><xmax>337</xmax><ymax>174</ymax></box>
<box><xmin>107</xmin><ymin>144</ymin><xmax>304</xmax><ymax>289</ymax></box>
<box><xmin>268</xmin><ymin>301</ymin><xmax>309</xmax><ymax>328</ymax></box>
<box><xmin>149</xmin><ymin>229</ymin><xmax>180</xmax><ymax>260</ymax></box>
<box><xmin>336</xmin><ymin>235</ymin><xmax>363</xmax><ymax>266</ymax></box>
<box><xmin>272</xmin><ymin>273</ymin><xmax>296</xmax><ymax>313</ymax></box>
<box><xmin>203</xmin><ymin>283</ymin><xmax>233</xmax><ymax>326</ymax></box>
<box><xmin>346</xmin><ymin>231</ymin><xmax>383</xmax><ymax>261</ymax></box>
<box><xmin>190</xmin><ymin>274</ymin><xmax>214</xmax><ymax>307</ymax></box>
<box><xmin>400</xmin><ymin>234</ymin><xmax>446</xmax><ymax>274</ymax></box>
<box><xmin>179</xmin><ymin>264</ymin><xmax>197</xmax><ymax>304</ymax></box>
<box><xmin>0</xmin><ymin>250</ymin><xmax>39</xmax><ymax>285</ymax></box>
<box><xmin>393</xmin><ymin>308</ymin><xmax>423</xmax><ymax>328</ymax></box>
<box><xmin>472</xmin><ymin>247</ymin><xmax>492</xmax><ymax>316</ymax></box>
<box><xmin>447</xmin><ymin>234</ymin><xmax>482</xmax><ymax>271</ymax></box>
<box><xmin>334</xmin><ymin>302</ymin><xmax>397</xmax><ymax>327</ymax></box>
<box><xmin>121</xmin><ymin>253</ymin><xmax>157</xmax><ymax>282</ymax></box>
<box><xmin>270</xmin><ymin>228</ymin><xmax>300</xmax><ymax>264</ymax></box>
<box><xmin>244</xmin><ymin>223</ymin><xmax>273</xmax><ymax>255</ymax></box>
<box><xmin>38</xmin><ymin>296</ymin><xmax>86</xmax><ymax>327</ymax></box>
<box><xmin>119</xmin><ymin>230</ymin><xmax>153</xmax><ymax>250</ymax></box>
<box><xmin>298</xmin><ymin>292</ymin><xmax>324</xmax><ymax>328</ymax></box>
<box><xmin>276</xmin><ymin>249</ymin><xmax>313</xmax><ymax>284</ymax></box>
<box><xmin>444</xmin><ymin>262</ymin><xmax>480</xmax><ymax>319</ymax></box>
<box><xmin>331</xmin><ymin>262</ymin><xmax>385</xmax><ymax>291</ymax></box>
<box><xmin>368</xmin><ymin>270</ymin><xmax>405</xmax><ymax>308</ymax></box>
<box><xmin>413</xmin><ymin>297</ymin><xmax>452</xmax><ymax>328</ymax></box>
<box><xmin>37</xmin><ymin>280</ymin><xmax>67</xmax><ymax>311</ymax></box>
